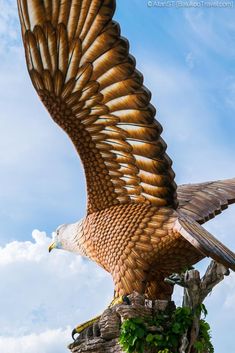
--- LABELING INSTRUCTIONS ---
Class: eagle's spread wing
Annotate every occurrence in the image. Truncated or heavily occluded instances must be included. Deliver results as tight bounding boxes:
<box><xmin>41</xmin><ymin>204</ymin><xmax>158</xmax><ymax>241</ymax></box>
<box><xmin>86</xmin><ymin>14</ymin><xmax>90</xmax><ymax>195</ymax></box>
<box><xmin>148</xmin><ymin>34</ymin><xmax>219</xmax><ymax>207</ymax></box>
<box><xmin>177</xmin><ymin>178</ymin><xmax>235</xmax><ymax>224</ymax></box>
<box><xmin>17</xmin><ymin>0</ymin><xmax>177</xmax><ymax>214</ymax></box>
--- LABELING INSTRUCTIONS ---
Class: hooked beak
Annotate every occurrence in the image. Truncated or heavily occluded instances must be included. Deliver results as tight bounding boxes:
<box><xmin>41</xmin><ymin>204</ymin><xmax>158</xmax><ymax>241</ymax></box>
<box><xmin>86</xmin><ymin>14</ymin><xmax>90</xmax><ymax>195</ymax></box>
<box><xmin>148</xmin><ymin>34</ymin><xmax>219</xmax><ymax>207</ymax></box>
<box><xmin>48</xmin><ymin>242</ymin><xmax>56</xmax><ymax>253</ymax></box>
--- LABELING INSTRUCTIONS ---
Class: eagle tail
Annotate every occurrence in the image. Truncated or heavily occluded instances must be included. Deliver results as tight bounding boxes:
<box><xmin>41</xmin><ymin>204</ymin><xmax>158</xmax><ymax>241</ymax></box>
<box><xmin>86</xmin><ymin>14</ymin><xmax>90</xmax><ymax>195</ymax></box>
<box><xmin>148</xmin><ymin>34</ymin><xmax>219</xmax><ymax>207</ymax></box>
<box><xmin>175</xmin><ymin>215</ymin><xmax>235</xmax><ymax>271</ymax></box>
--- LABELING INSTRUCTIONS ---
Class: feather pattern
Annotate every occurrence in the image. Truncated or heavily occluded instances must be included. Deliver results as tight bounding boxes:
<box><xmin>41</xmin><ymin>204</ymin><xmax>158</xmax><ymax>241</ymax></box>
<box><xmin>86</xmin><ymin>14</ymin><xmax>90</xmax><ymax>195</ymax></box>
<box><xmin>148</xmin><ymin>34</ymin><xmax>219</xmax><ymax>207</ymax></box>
<box><xmin>178</xmin><ymin>178</ymin><xmax>235</xmax><ymax>224</ymax></box>
<box><xmin>17</xmin><ymin>1</ymin><xmax>235</xmax><ymax>303</ymax></box>
<box><xmin>175</xmin><ymin>216</ymin><xmax>235</xmax><ymax>271</ymax></box>
<box><xmin>17</xmin><ymin>0</ymin><xmax>177</xmax><ymax>214</ymax></box>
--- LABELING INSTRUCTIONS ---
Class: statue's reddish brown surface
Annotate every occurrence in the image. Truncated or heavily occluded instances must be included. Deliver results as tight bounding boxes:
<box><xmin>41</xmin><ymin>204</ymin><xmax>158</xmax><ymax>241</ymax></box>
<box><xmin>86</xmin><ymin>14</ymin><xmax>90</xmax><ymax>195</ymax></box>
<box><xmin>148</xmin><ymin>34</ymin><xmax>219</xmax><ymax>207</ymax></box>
<box><xmin>17</xmin><ymin>0</ymin><xmax>235</xmax><ymax>300</ymax></box>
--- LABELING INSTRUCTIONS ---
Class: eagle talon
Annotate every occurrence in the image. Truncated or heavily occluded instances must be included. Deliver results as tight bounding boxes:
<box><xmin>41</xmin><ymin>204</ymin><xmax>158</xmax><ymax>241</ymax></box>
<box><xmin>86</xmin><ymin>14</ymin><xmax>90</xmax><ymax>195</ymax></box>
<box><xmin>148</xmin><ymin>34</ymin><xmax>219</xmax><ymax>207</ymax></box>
<box><xmin>164</xmin><ymin>274</ymin><xmax>188</xmax><ymax>288</ymax></box>
<box><xmin>72</xmin><ymin>328</ymin><xmax>78</xmax><ymax>341</ymax></box>
<box><xmin>122</xmin><ymin>295</ymin><xmax>131</xmax><ymax>305</ymax></box>
<box><xmin>71</xmin><ymin>314</ymin><xmax>101</xmax><ymax>341</ymax></box>
<box><xmin>109</xmin><ymin>295</ymin><xmax>130</xmax><ymax>308</ymax></box>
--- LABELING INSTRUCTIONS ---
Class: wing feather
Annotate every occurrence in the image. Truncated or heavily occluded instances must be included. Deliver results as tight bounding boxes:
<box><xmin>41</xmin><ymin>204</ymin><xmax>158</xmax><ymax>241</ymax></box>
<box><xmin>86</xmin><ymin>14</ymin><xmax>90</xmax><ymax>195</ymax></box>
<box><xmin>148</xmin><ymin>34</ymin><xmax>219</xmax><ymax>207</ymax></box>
<box><xmin>44</xmin><ymin>23</ymin><xmax>58</xmax><ymax>74</ymax></box>
<box><xmin>54</xmin><ymin>70</ymin><xmax>64</xmax><ymax>95</ymax></box>
<box><xmin>43</xmin><ymin>0</ymin><xmax>52</xmax><ymax>21</ymax></box>
<box><xmin>51</xmin><ymin>1</ymin><xmax>60</xmax><ymax>27</ymax></box>
<box><xmin>58</xmin><ymin>0</ymin><xmax>72</xmax><ymax>25</ymax></box>
<box><xmin>57</xmin><ymin>24</ymin><xmax>69</xmax><ymax>75</ymax></box>
<box><xmin>178</xmin><ymin>178</ymin><xmax>235</xmax><ymax>224</ymax></box>
<box><xmin>18</xmin><ymin>0</ymin><xmax>177</xmax><ymax>213</ymax></box>
<box><xmin>34</xmin><ymin>26</ymin><xmax>52</xmax><ymax>72</ymax></box>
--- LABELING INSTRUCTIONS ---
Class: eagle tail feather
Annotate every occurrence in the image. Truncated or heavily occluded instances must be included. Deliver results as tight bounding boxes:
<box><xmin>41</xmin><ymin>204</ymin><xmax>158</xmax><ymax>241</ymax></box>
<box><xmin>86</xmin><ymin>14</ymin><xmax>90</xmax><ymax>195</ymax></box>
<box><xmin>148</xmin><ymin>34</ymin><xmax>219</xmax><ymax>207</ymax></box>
<box><xmin>175</xmin><ymin>215</ymin><xmax>235</xmax><ymax>271</ymax></box>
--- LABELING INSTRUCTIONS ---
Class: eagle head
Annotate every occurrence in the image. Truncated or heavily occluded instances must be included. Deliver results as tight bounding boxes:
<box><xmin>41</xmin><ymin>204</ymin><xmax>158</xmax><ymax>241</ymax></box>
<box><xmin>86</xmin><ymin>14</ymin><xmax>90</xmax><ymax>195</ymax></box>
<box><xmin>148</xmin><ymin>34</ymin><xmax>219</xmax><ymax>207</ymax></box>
<box><xmin>48</xmin><ymin>220</ymin><xmax>86</xmax><ymax>255</ymax></box>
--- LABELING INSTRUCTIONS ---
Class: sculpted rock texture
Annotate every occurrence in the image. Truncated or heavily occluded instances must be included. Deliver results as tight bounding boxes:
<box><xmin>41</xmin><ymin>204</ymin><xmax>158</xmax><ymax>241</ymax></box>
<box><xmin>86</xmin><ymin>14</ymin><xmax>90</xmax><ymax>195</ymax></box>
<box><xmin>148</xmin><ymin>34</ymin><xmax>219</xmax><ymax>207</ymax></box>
<box><xmin>68</xmin><ymin>263</ymin><xmax>227</xmax><ymax>353</ymax></box>
<box><xmin>17</xmin><ymin>0</ymin><xmax>235</xmax><ymax>300</ymax></box>
<box><xmin>68</xmin><ymin>292</ymin><xmax>174</xmax><ymax>353</ymax></box>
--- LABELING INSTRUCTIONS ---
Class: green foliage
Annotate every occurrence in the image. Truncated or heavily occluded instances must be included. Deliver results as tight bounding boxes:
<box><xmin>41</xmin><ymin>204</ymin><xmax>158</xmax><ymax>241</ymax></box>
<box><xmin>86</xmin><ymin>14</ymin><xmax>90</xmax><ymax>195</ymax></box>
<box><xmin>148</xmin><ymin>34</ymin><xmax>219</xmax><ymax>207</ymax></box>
<box><xmin>193</xmin><ymin>303</ymin><xmax>214</xmax><ymax>353</ymax></box>
<box><xmin>195</xmin><ymin>303</ymin><xmax>208</xmax><ymax>318</ymax></box>
<box><xmin>119</xmin><ymin>318</ymin><xmax>147</xmax><ymax>353</ymax></box>
<box><xmin>194</xmin><ymin>319</ymin><xmax>214</xmax><ymax>353</ymax></box>
<box><xmin>119</xmin><ymin>305</ymin><xmax>214</xmax><ymax>353</ymax></box>
<box><xmin>119</xmin><ymin>307</ymin><xmax>192</xmax><ymax>353</ymax></box>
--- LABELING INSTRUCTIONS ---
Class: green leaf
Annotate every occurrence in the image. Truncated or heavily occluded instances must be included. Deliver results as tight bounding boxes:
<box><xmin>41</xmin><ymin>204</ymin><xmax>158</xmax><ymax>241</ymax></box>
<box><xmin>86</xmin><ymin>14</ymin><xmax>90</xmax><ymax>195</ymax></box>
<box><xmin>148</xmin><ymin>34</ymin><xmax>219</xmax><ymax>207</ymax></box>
<box><xmin>155</xmin><ymin>334</ymin><xmax>163</xmax><ymax>341</ymax></box>
<box><xmin>194</xmin><ymin>340</ymin><xmax>204</xmax><ymax>351</ymax></box>
<box><xmin>133</xmin><ymin>317</ymin><xmax>144</xmax><ymax>324</ymax></box>
<box><xmin>146</xmin><ymin>333</ymin><xmax>154</xmax><ymax>343</ymax></box>
<box><xmin>172</xmin><ymin>322</ymin><xmax>181</xmax><ymax>334</ymax></box>
<box><xmin>131</xmin><ymin>336</ymin><xmax>138</xmax><ymax>346</ymax></box>
<box><xmin>201</xmin><ymin>303</ymin><xmax>208</xmax><ymax>317</ymax></box>
<box><xmin>136</xmin><ymin>327</ymin><xmax>146</xmax><ymax>338</ymax></box>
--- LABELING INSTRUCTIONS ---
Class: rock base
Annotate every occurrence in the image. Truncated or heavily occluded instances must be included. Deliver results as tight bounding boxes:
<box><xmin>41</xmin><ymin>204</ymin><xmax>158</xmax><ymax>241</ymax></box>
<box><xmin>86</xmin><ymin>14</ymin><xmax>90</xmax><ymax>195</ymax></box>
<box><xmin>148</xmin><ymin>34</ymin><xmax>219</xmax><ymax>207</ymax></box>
<box><xmin>68</xmin><ymin>292</ymin><xmax>175</xmax><ymax>353</ymax></box>
<box><xmin>68</xmin><ymin>261</ymin><xmax>228</xmax><ymax>353</ymax></box>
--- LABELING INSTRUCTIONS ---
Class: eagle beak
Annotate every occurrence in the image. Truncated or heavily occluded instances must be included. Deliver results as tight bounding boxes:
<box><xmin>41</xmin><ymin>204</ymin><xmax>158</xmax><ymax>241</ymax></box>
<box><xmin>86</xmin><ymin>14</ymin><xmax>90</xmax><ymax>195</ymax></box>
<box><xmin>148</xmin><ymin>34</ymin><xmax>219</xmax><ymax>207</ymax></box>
<box><xmin>48</xmin><ymin>242</ymin><xmax>56</xmax><ymax>253</ymax></box>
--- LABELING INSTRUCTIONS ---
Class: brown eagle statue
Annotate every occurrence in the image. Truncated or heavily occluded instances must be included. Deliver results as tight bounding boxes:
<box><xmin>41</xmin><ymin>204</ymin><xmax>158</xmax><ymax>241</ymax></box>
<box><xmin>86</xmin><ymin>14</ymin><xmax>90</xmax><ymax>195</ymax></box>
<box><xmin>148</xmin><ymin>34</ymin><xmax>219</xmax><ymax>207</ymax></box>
<box><xmin>17</xmin><ymin>0</ymin><xmax>235</xmax><ymax>336</ymax></box>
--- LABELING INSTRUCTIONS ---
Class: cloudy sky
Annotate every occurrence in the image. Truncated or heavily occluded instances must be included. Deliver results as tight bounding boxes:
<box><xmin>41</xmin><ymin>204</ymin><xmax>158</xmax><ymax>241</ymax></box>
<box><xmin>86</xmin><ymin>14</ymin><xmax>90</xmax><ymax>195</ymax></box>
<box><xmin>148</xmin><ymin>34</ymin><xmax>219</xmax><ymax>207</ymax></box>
<box><xmin>0</xmin><ymin>0</ymin><xmax>235</xmax><ymax>352</ymax></box>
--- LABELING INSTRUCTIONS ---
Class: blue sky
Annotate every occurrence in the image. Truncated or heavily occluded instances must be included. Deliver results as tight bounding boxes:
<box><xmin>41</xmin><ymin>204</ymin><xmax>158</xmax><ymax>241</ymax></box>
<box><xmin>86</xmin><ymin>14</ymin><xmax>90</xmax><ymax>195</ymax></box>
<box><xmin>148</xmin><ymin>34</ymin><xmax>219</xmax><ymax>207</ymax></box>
<box><xmin>0</xmin><ymin>1</ymin><xmax>235</xmax><ymax>352</ymax></box>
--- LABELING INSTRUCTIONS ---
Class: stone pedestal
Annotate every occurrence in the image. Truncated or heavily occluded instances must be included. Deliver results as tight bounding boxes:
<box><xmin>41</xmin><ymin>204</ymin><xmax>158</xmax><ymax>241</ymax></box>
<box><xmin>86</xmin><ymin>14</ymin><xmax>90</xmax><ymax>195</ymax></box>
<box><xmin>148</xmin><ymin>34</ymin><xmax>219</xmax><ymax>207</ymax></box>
<box><xmin>68</xmin><ymin>261</ymin><xmax>229</xmax><ymax>353</ymax></box>
<box><xmin>68</xmin><ymin>292</ymin><xmax>175</xmax><ymax>353</ymax></box>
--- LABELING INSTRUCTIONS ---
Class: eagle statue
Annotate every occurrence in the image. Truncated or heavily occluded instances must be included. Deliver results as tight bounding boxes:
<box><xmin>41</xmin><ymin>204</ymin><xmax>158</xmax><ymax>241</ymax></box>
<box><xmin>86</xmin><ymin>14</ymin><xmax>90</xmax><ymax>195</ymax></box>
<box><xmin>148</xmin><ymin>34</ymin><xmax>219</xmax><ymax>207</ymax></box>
<box><xmin>17</xmin><ymin>0</ymin><xmax>235</xmax><ymax>336</ymax></box>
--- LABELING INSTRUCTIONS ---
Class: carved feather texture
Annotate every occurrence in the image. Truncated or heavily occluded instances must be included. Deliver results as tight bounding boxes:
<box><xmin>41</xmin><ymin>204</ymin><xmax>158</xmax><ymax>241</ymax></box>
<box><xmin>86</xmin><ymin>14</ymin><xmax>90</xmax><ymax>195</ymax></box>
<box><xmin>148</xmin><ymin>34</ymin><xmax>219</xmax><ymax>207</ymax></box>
<box><xmin>17</xmin><ymin>0</ymin><xmax>235</xmax><ymax>299</ymax></box>
<box><xmin>178</xmin><ymin>178</ymin><xmax>235</xmax><ymax>224</ymax></box>
<box><xmin>17</xmin><ymin>0</ymin><xmax>177</xmax><ymax>214</ymax></box>
<box><xmin>84</xmin><ymin>203</ymin><xmax>204</xmax><ymax>297</ymax></box>
<box><xmin>175</xmin><ymin>216</ymin><xmax>235</xmax><ymax>271</ymax></box>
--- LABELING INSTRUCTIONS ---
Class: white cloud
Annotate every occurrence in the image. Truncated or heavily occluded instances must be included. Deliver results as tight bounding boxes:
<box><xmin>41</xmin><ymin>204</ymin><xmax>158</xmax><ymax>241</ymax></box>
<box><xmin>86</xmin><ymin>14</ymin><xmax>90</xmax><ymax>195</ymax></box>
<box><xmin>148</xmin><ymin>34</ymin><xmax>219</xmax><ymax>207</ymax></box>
<box><xmin>0</xmin><ymin>231</ymin><xmax>113</xmax><ymax>347</ymax></box>
<box><xmin>0</xmin><ymin>328</ymin><xmax>71</xmax><ymax>353</ymax></box>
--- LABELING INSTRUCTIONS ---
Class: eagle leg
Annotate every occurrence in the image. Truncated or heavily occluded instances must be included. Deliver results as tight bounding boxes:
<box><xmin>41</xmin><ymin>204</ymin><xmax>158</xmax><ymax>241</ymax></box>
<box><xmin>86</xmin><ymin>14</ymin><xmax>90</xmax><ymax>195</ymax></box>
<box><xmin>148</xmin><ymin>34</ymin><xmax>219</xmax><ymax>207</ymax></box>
<box><xmin>145</xmin><ymin>273</ymin><xmax>174</xmax><ymax>300</ymax></box>
<box><xmin>72</xmin><ymin>295</ymin><xmax>130</xmax><ymax>340</ymax></box>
